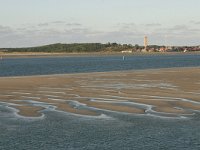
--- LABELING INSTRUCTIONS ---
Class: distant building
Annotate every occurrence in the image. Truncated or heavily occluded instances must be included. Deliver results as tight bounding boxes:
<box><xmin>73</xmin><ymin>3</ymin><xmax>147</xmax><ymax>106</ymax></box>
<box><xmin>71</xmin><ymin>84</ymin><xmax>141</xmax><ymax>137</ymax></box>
<box><xmin>121</xmin><ymin>50</ymin><xmax>132</xmax><ymax>53</ymax></box>
<box><xmin>184</xmin><ymin>49</ymin><xmax>188</xmax><ymax>52</ymax></box>
<box><xmin>159</xmin><ymin>47</ymin><xmax>166</xmax><ymax>52</ymax></box>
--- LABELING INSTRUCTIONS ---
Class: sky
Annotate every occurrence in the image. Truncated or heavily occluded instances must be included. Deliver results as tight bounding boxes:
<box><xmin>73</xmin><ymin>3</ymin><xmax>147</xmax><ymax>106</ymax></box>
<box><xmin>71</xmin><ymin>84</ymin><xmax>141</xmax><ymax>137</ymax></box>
<box><xmin>0</xmin><ymin>0</ymin><xmax>200</xmax><ymax>47</ymax></box>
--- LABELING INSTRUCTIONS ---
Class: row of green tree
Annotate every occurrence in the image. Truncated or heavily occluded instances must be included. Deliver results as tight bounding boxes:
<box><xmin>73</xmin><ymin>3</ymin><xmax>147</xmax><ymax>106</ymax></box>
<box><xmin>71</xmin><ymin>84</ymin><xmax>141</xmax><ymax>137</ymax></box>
<box><xmin>6</xmin><ymin>43</ymin><xmax>141</xmax><ymax>53</ymax></box>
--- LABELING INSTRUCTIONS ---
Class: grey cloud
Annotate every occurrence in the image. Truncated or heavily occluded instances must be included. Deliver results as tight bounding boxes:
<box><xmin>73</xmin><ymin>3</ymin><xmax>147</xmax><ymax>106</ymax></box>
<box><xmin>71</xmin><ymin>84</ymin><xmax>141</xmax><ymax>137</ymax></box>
<box><xmin>65</xmin><ymin>23</ymin><xmax>82</xmax><ymax>26</ymax></box>
<box><xmin>121</xmin><ymin>23</ymin><xmax>135</xmax><ymax>26</ymax></box>
<box><xmin>51</xmin><ymin>21</ymin><xmax>66</xmax><ymax>24</ymax></box>
<box><xmin>38</xmin><ymin>23</ymin><xmax>49</xmax><ymax>27</ymax></box>
<box><xmin>37</xmin><ymin>21</ymin><xmax>82</xmax><ymax>28</ymax></box>
<box><xmin>89</xmin><ymin>30</ymin><xmax>144</xmax><ymax>44</ymax></box>
<box><xmin>38</xmin><ymin>21</ymin><xmax>66</xmax><ymax>27</ymax></box>
<box><xmin>117</xmin><ymin>23</ymin><xmax>136</xmax><ymax>29</ymax></box>
<box><xmin>50</xmin><ymin>21</ymin><xmax>82</xmax><ymax>26</ymax></box>
<box><xmin>1</xmin><ymin>22</ymin><xmax>200</xmax><ymax>48</ymax></box>
<box><xmin>170</xmin><ymin>25</ymin><xmax>188</xmax><ymax>30</ymax></box>
<box><xmin>190</xmin><ymin>20</ymin><xmax>200</xmax><ymax>25</ymax></box>
<box><xmin>0</xmin><ymin>25</ymin><xmax>14</xmax><ymax>34</ymax></box>
<box><xmin>154</xmin><ymin>24</ymin><xmax>200</xmax><ymax>34</ymax></box>
<box><xmin>188</xmin><ymin>28</ymin><xmax>200</xmax><ymax>32</ymax></box>
<box><xmin>148</xmin><ymin>24</ymin><xmax>200</xmax><ymax>45</ymax></box>
<box><xmin>169</xmin><ymin>25</ymin><xmax>200</xmax><ymax>37</ymax></box>
<box><xmin>0</xmin><ymin>25</ymin><xmax>23</xmax><ymax>48</ymax></box>
<box><xmin>143</xmin><ymin>24</ymin><xmax>194</xmax><ymax>35</ymax></box>
<box><xmin>0</xmin><ymin>24</ymin><xmax>96</xmax><ymax>47</ymax></box>
<box><xmin>70</xmin><ymin>27</ymin><xmax>90</xmax><ymax>33</ymax></box>
<box><xmin>194</xmin><ymin>22</ymin><xmax>200</xmax><ymax>25</ymax></box>
<box><xmin>144</xmin><ymin>23</ymin><xmax>161</xmax><ymax>27</ymax></box>
<box><xmin>16</xmin><ymin>27</ymin><xmax>28</xmax><ymax>31</ymax></box>
<box><xmin>38</xmin><ymin>22</ymin><xmax>64</xmax><ymax>27</ymax></box>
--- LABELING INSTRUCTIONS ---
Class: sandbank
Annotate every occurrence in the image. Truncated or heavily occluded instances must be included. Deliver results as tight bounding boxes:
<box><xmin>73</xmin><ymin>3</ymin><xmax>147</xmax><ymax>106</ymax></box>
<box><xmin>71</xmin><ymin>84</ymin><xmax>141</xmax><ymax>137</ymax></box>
<box><xmin>0</xmin><ymin>67</ymin><xmax>200</xmax><ymax>117</ymax></box>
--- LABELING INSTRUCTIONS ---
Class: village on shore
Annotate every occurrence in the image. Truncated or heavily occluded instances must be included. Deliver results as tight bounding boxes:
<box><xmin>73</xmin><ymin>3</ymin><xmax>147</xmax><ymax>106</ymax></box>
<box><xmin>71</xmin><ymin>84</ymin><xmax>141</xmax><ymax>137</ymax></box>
<box><xmin>0</xmin><ymin>36</ymin><xmax>200</xmax><ymax>54</ymax></box>
<box><xmin>122</xmin><ymin>36</ymin><xmax>200</xmax><ymax>53</ymax></box>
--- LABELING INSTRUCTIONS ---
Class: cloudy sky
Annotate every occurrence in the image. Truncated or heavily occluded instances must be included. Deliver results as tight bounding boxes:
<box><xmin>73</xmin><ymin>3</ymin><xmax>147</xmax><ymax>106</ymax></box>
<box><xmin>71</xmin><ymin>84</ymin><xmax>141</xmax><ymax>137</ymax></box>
<box><xmin>0</xmin><ymin>0</ymin><xmax>200</xmax><ymax>47</ymax></box>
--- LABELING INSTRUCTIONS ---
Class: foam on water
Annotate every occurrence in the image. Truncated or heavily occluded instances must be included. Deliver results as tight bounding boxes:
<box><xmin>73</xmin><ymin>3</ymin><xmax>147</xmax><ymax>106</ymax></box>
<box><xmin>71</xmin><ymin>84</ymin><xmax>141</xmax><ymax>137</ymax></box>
<box><xmin>3</xmin><ymin>105</ymin><xmax>45</xmax><ymax>120</ymax></box>
<box><xmin>47</xmin><ymin>98</ymin><xmax>67</xmax><ymax>102</ymax></box>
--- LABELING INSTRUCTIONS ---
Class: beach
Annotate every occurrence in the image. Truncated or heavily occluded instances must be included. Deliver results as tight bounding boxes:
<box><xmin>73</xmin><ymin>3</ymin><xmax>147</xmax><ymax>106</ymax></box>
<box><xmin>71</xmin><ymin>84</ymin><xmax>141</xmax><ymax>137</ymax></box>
<box><xmin>1</xmin><ymin>51</ymin><xmax>200</xmax><ymax>59</ymax></box>
<box><xmin>0</xmin><ymin>67</ymin><xmax>200</xmax><ymax>118</ymax></box>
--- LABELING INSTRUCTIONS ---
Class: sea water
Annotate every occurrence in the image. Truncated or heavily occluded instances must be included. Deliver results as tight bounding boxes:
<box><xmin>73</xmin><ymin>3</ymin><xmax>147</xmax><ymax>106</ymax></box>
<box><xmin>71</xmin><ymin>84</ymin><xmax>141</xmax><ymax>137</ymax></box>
<box><xmin>0</xmin><ymin>54</ymin><xmax>200</xmax><ymax>149</ymax></box>
<box><xmin>0</xmin><ymin>107</ymin><xmax>200</xmax><ymax>150</ymax></box>
<box><xmin>0</xmin><ymin>54</ymin><xmax>200</xmax><ymax>77</ymax></box>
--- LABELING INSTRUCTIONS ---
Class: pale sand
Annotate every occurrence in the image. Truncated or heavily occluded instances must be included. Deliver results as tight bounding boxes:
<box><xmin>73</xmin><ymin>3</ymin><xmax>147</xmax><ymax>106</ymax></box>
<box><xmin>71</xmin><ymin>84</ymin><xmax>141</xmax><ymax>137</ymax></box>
<box><xmin>1</xmin><ymin>51</ymin><xmax>200</xmax><ymax>59</ymax></box>
<box><xmin>0</xmin><ymin>67</ymin><xmax>200</xmax><ymax>117</ymax></box>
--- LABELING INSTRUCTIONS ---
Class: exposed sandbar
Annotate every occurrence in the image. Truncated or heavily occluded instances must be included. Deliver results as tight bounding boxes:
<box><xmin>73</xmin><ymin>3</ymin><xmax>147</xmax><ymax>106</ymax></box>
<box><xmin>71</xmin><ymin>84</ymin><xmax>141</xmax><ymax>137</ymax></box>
<box><xmin>0</xmin><ymin>67</ymin><xmax>200</xmax><ymax>117</ymax></box>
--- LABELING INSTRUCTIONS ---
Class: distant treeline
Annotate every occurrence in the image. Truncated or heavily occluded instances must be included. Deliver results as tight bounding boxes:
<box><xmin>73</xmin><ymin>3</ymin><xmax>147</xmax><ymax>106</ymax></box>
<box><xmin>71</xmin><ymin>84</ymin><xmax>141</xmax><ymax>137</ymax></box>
<box><xmin>5</xmin><ymin>43</ymin><xmax>138</xmax><ymax>53</ymax></box>
<box><xmin>2</xmin><ymin>43</ymin><xmax>200</xmax><ymax>53</ymax></box>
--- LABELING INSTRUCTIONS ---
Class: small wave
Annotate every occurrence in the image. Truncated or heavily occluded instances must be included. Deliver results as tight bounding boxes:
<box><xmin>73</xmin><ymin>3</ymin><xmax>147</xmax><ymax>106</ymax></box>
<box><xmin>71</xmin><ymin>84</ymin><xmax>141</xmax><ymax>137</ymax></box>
<box><xmin>145</xmin><ymin>113</ymin><xmax>189</xmax><ymax>120</ymax></box>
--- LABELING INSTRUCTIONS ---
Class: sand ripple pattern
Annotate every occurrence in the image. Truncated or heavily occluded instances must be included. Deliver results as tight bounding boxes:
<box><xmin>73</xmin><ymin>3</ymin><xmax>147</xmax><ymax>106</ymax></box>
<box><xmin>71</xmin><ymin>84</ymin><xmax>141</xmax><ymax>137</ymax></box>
<box><xmin>0</xmin><ymin>67</ymin><xmax>200</xmax><ymax>119</ymax></box>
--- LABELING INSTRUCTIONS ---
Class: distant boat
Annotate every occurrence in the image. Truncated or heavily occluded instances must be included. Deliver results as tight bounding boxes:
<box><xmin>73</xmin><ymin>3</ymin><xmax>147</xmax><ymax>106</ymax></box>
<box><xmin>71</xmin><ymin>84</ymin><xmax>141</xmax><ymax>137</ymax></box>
<box><xmin>123</xmin><ymin>56</ymin><xmax>125</xmax><ymax>60</ymax></box>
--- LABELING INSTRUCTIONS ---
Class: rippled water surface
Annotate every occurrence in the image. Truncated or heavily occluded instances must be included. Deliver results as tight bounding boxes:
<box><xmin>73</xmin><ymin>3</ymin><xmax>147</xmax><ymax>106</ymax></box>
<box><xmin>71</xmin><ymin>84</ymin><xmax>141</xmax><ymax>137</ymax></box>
<box><xmin>0</xmin><ymin>107</ymin><xmax>200</xmax><ymax>150</ymax></box>
<box><xmin>0</xmin><ymin>54</ymin><xmax>200</xmax><ymax>77</ymax></box>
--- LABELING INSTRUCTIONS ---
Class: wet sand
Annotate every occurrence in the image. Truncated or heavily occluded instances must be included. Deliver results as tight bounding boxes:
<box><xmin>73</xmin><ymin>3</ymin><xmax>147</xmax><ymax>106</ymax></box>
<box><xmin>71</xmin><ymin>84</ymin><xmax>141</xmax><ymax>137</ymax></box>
<box><xmin>0</xmin><ymin>67</ymin><xmax>200</xmax><ymax>117</ymax></box>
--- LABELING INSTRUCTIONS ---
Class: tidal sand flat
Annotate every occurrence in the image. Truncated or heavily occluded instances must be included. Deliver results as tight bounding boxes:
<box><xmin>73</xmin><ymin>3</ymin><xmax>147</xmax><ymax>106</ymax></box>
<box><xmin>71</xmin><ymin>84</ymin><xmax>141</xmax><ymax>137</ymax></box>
<box><xmin>0</xmin><ymin>67</ymin><xmax>200</xmax><ymax>118</ymax></box>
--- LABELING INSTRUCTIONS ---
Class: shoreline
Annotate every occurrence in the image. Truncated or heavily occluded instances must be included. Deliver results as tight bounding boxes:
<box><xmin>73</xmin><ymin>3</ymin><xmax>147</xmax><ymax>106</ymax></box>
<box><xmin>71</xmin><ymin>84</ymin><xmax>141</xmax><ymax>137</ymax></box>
<box><xmin>0</xmin><ymin>67</ymin><xmax>200</xmax><ymax>118</ymax></box>
<box><xmin>1</xmin><ymin>51</ymin><xmax>200</xmax><ymax>58</ymax></box>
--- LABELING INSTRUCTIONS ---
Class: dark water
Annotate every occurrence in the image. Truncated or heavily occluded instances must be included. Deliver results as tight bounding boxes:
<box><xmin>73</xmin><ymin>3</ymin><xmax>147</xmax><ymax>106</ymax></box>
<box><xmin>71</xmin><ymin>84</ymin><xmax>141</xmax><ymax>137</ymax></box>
<box><xmin>0</xmin><ymin>54</ymin><xmax>200</xmax><ymax>77</ymax></box>
<box><xmin>0</xmin><ymin>107</ymin><xmax>200</xmax><ymax>150</ymax></box>
<box><xmin>0</xmin><ymin>54</ymin><xmax>200</xmax><ymax>149</ymax></box>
